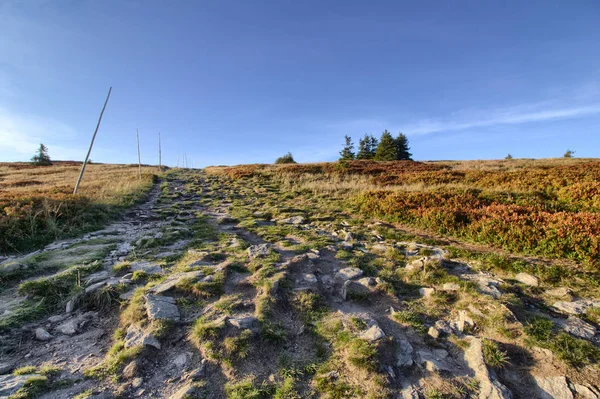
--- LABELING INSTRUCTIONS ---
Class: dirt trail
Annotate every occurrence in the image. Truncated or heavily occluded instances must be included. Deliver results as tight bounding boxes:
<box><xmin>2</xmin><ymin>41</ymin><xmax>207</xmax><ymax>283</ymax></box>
<box><xmin>0</xmin><ymin>170</ymin><xmax>599</xmax><ymax>398</ymax></box>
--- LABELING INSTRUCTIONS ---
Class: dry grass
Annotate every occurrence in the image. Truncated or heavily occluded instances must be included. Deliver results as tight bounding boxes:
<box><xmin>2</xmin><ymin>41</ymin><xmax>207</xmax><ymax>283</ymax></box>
<box><xmin>0</xmin><ymin>162</ymin><xmax>158</xmax><ymax>254</ymax></box>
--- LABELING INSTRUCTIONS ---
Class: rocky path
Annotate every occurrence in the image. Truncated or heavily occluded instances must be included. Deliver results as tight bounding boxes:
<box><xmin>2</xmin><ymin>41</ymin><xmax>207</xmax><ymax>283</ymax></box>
<box><xmin>0</xmin><ymin>169</ymin><xmax>599</xmax><ymax>398</ymax></box>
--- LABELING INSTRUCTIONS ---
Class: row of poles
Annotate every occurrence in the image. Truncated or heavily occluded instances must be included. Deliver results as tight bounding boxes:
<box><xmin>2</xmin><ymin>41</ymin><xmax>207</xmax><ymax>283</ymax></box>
<box><xmin>73</xmin><ymin>87</ymin><xmax>191</xmax><ymax>194</ymax></box>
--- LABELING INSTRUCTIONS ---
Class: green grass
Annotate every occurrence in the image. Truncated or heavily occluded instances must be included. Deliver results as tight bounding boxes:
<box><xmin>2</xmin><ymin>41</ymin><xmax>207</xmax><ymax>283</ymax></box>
<box><xmin>482</xmin><ymin>339</ymin><xmax>510</xmax><ymax>368</ymax></box>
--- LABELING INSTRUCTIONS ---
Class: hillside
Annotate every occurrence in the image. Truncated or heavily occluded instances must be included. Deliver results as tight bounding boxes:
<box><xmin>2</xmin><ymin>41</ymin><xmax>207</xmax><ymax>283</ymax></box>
<box><xmin>0</xmin><ymin>159</ymin><xmax>599</xmax><ymax>398</ymax></box>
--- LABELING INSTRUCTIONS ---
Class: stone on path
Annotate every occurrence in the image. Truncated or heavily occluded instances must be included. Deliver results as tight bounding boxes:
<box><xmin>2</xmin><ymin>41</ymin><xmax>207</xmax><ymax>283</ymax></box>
<box><xmin>278</xmin><ymin>216</ymin><xmax>306</xmax><ymax>225</ymax></box>
<box><xmin>247</xmin><ymin>244</ymin><xmax>271</xmax><ymax>260</ymax></box>
<box><xmin>55</xmin><ymin>319</ymin><xmax>78</xmax><ymax>335</ymax></box>
<box><xmin>417</xmin><ymin>348</ymin><xmax>453</xmax><ymax>372</ymax></box>
<box><xmin>35</xmin><ymin>327</ymin><xmax>52</xmax><ymax>341</ymax></box>
<box><xmin>228</xmin><ymin>315</ymin><xmax>259</xmax><ymax>331</ymax></box>
<box><xmin>171</xmin><ymin>383</ymin><xmax>196</xmax><ymax>399</ymax></box>
<box><xmin>558</xmin><ymin>316</ymin><xmax>596</xmax><ymax>340</ymax></box>
<box><xmin>464</xmin><ymin>337</ymin><xmax>512</xmax><ymax>399</ymax></box>
<box><xmin>419</xmin><ymin>287</ymin><xmax>435</xmax><ymax>298</ymax></box>
<box><xmin>515</xmin><ymin>272</ymin><xmax>539</xmax><ymax>287</ymax></box>
<box><xmin>0</xmin><ymin>374</ymin><xmax>42</xmax><ymax>397</ymax></box>
<box><xmin>553</xmin><ymin>300</ymin><xmax>598</xmax><ymax>315</ymax></box>
<box><xmin>145</xmin><ymin>295</ymin><xmax>180</xmax><ymax>322</ymax></box>
<box><xmin>360</xmin><ymin>325</ymin><xmax>385</xmax><ymax>342</ymax></box>
<box><xmin>149</xmin><ymin>271</ymin><xmax>204</xmax><ymax>294</ymax></box>
<box><xmin>533</xmin><ymin>375</ymin><xmax>573</xmax><ymax>399</ymax></box>
<box><xmin>442</xmin><ymin>282</ymin><xmax>460</xmax><ymax>291</ymax></box>
<box><xmin>341</xmin><ymin>279</ymin><xmax>371</xmax><ymax>300</ymax></box>
<box><xmin>124</xmin><ymin>324</ymin><xmax>161</xmax><ymax>349</ymax></box>
<box><xmin>396</xmin><ymin>337</ymin><xmax>414</xmax><ymax>367</ymax></box>
<box><xmin>335</xmin><ymin>267</ymin><xmax>363</xmax><ymax>281</ymax></box>
<box><xmin>130</xmin><ymin>261</ymin><xmax>164</xmax><ymax>275</ymax></box>
<box><xmin>571</xmin><ymin>384</ymin><xmax>599</xmax><ymax>399</ymax></box>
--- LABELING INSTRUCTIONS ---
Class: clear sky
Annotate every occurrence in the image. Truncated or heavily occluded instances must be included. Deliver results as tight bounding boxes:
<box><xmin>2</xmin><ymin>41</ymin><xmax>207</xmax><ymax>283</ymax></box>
<box><xmin>1</xmin><ymin>0</ymin><xmax>599</xmax><ymax>166</ymax></box>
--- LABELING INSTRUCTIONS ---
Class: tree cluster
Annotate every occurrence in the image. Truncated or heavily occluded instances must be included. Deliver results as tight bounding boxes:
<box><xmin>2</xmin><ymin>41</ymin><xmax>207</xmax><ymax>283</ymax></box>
<box><xmin>339</xmin><ymin>130</ymin><xmax>412</xmax><ymax>161</ymax></box>
<box><xmin>275</xmin><ymin>152</ymin><xmax>297</xmax><ymax>164</ymax></box>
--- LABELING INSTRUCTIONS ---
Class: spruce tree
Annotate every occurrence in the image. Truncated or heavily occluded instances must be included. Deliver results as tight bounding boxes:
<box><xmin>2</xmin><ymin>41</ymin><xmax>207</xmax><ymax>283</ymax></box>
<box><xmin>395</xmin><ymin>133</ymin><xmax>412</xmax><ymax>160</ymax></box>
<box><xmin>31</xmin><ymin>143</ymin><xmax>52</xmax><ymax>166</ymax></box>
<box><xmin>374</xmin><ymin>130</ymin><xmax>398</xmax><ymax>161</ymax></box>
<box><xmin>339</xmin><ymin>135</ymin><xmax>355</xmax><ymax>160</ymax></box>
<box><xmin>356</xmin><ymin>134</ymin><xmax>378</xmax><ymax>159</ymax></box>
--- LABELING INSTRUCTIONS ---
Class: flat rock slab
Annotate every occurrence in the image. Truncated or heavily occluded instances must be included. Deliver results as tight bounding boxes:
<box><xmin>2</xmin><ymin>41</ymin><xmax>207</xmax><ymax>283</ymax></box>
<box><xmin>515</xmin><ymin>272</ymin><xmax>539</xmax><ymax>287</ymax></box>
<box><xmin>149</xmin><ymin>271</ymin><xmax>204</xmax><ymax>294</ymax></box>
<box><xmin>228</xmin><ymin>315</ymin><xmax>259</xmax><ymax>331</ymax></box>
<box><xmin>360</xmin><ymin>325</ymin><xmax>386</xmax><ymax>342</ymax></box>
<box><xmin>124</xmin><ymin>324</ymin><xmax>161</xmax><ymax>349</ymax></box>
<box><xmin>553</xmin><ymin>300</ymin><xmax>600</xmax><ymax>315</ymax></box>
<box><xmin>130</xmin><ymin>261</ymin><xmax>164</xmax><ymax>275</ymax></box>
<box><xmin>0</xmin><ymin>374</ymin><xmax>42</xmax><ymax>397</ymax></box>
<box><xmin>278</xmin><ymin>216</ymin><xmax>306</xmax><ymax>225</ymax></box>
<box><xmin>335</xmin><ymin>267</ymin><xmax>363</xmax><ymax>281</ymax></box>
<box><xmin>558</xmin><ymin>316</ymin><xmax>597</xmax><ymax>340</ymax></box>
<box><xmin>533</xmin><ymin>375</ymin><xmax>573</xmax><ymax>399</ymax></box>
<box><xmin>146</xmin><ymin>295</ymin><xmax>180</xmax><ymax>322</ymax></box>
<box><xmin>464</xmin><ymin>337</ymin><xmax>512</xmax><ymax>399</ymax></box>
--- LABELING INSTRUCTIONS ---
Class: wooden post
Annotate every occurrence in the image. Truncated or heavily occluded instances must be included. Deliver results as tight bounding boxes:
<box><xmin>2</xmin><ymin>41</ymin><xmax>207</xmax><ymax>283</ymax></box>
<box><xmin>136</xmin><ymin>128</ymin><xmax>142</xmax><ymax>180</ymax></box>
<box><xmin>158</xmin><ymin>132</ymin><xmax>162</xmax><ymax>172</ymax></box>
<box><xmin>74</xmin><ymin>87</ymin><xmax>112</xmax><ymax>194</ymax></box>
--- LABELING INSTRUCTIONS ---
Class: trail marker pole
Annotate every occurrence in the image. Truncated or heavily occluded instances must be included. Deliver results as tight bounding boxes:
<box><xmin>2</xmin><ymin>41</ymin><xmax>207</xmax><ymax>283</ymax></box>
<box><xmin>158</xmin><ymin>132</ymin><xmax>162</xmax><ymax>172</ymax></box>
<box><xmin>74</xmin><ymin>87</ymin><xmax>112</xmax><ymax>194</ymax></box>
<box><xmin>136</xmin><ymin>128</ymin><xmax>142</xmax><ymax>180</ymax></box>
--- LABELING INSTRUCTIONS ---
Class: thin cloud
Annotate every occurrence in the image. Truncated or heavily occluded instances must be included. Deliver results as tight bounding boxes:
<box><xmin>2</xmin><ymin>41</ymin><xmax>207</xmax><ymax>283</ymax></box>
<box><xmin>405</xmin><ymin>104</ymin><xmax>600</xmax><ymax>135</ymax></box>
<box><xmin>0</xmin><ymin>106</ymin><xmax>82</xmax><ymax>160</ymax></box>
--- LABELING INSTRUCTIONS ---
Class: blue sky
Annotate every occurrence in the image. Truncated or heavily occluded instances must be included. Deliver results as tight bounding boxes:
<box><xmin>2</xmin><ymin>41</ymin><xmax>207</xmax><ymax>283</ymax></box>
<box><xmin>1</xmin><ymin>0</ymin><xmax>599</xmax><ymax>166</ymax></box>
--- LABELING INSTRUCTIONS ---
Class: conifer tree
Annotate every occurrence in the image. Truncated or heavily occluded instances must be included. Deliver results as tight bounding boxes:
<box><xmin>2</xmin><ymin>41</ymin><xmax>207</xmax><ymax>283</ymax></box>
<box><xmin>356</xmin><ymin>134</ymin><xmax>378</xmax><ymax>159</ymax></box>
<box><xmin>339</xmin><ymin>135</ymin><xmax>355</xmax><ymax>160</ymax></box>
<box><xmin>374</xmin><ymin>130</ymin><xmax>398</xmax><ymax>161</ymax></box>
<box><xmin>31</xmin><ymin>143</ymin><xmax>52</xmax><ymax>166</ymax></box>
<box><xmin>395</xmin><ymin>133</ymin><xmax>412</xmax><ymax>160</ymax></box>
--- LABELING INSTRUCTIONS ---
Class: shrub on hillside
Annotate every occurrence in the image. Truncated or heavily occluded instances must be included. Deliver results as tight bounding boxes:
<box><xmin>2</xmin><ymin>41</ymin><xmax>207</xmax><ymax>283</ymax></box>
<box><xmin>275</xmin><ymin>152</ymin><xmax>296</xmax><ymax>164</ymax></box>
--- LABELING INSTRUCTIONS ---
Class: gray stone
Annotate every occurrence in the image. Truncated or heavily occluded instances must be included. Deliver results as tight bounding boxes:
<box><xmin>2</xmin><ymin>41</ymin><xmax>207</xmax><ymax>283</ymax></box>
<box><xmin>0</xmin><ymin>361</ymin><xmax>14</xmax><ymax>374</ymax></box>
<box><xmin>278</xmin><ymin>216</ymin><xmax>306</xmax><ymax>225</ymax></box>
<box><xmin>434</xmin><ymin>320</ymin><xmax>453</xmax><ymax>335</ymax></box>
<box><xmin>0</xmin><ymin>374</ymin><xmax>42</xmax><ymax>397</ymax></box>
<box><xmin>572</xmin><ymin>384</ymin><xmax>598</xmax><ymax>399</ymax></box>
<box><xmin>55</xmin><ymin>319</ymin><xmax>78</xmax><ymax>335</ymax></box>
<box><xmin>460</xmin><ymin>273</ymin><xmax>503</xmax><ymax>298</ymax></box>
<box><xmin>228</xmin><ymin>316</ymin><xmax>258</xmax><ymax>330</ymax></box>
<box><xmin>341</xmin><ymin>279</ymin><xmax>371</xmax><ymax>300</ymax></box>
<box><xmin>123</xmin><ymin>360</ymin><xmax>138</xmax><ymax>379</ymax></box>
<box><xmin>302</xmin><ymin>273</ymin><xmax>318</xmax><ymax>285</ymax></box>
<box><xmin>172</xmin><ymin>353</ymin><xmax>189</xmax><ymax>369</ymax></box>
<box><xmin>442</xmin><ymin>282</ymin><xmax>460</xmax><ymax>291</ymax></box>
<box><xmin>533</xmin><ymin>375</ymin><xmax>573</xmax><ymax>399</ymax></box>
<box><xmin>357</xmin><ymin>277</ymin><xmax>376</xmax><ymax>287</ymax></box>
<box><xmin>558</xmin><ymin>316</ymin><xmax>596</xmax><ymax>340</ymax></box>
<box><xmin>149</xmin><ymin>271</ymin><xmax>204</xmax><ymax>294</ymax></box>
<box><xmin>396</xmin><ymin>337</ymin><xmax>414</xmax><ymax>367</ymax></box>
<box><xmin>464</xmin><ymin>337</ymin><xmax>512</xmax><ymax>399</ymax></box>
<box><xmin>546</xmin><ymin>287</ymin><xmax>573</xmax><ymax>300</ymax></box>
<box><xmin>370</xmin><ymin>243</ymin><xmax>388</xmax><ymax>253</ymax></box>
<box><xmin>456</xmin><ymin>310</ymin><xmax>475</xmax><ymax>333</ymax></box>
<box><xmin>360</xmin><ymin>325</ymin><xmax>385</xmax><ymax>342</ymax></box>
<box><xmin>553</xmin><ymin>300</ymin><xmax>590</xmax><ymax>315</ymax></box>
<box><xmin>417</xmin><ymin>348</ymin><xmax>452</xmax><ymax>372</ymax></box>
<box><xmin>247</xmin><ymin>244</ymin><xmax>271</xmax><ymax>259</ymax></box>
<box><xmin>405</xmin><ymin>258</ymin><xmax>425</xmax><ymax>272</ymax></box>
<box><xmin>419</xmin><ymin>287</ymin><xmax>435</xmax><ymax>298</ymax></box>
<box><xmin>85</xmin><ymin>281</ymin><xmax>107</xmax><ymax>294</ymax></box>
<box><xmin>130</xmin><ymin>261</ymin><xmax>163</xmax><ymax>275</ymax></box>
<box><xmin>124</xmin><ymin>324</ymin><xmax>161</xmax><ymax>349</ymax></box>
<box><xmin>145</xmin><ymin>295</ymin><xmax>180</xmax><ymax>322</ymax></box>
<box><xmin>344</xmin><ymin>232</ymin><xmax>354</xmax><ymax>242</ymax></box>
<box><xmin>35</xmin><ymin>327</ymin><xmax>52</xmax><ymax>341</ymax></box>
<box><xmin>515</xmin><ymin>272</ymin><xmax>539</xmax><ymax>287</ymax></box>
<box><xmin>428</xmin><ymin>326</ymin><xmax>441</xmax><ymax>339</ymax></box>
<box><xmin>48</xmin><ymin>314</ymin><xmax>67</xmax><ymax>324</ymax></box>
<box><xmin>0</xmin><ymin>260</ymin><xmax>26</xmax><ymax>274</ymax></box>
<box><xmin>85</xmin><ymin>271</ymin><xmax>110</xmax><ymax>285</ymax></box>
<box><xmin>132</xmin><ymin>377</ymin><xmax>143</xmax><ymax>388</ymax></box>
<box><xmin>335</xmin><ymin>267</ymin><xmax>363</xmax><ymax>281</ymax></box>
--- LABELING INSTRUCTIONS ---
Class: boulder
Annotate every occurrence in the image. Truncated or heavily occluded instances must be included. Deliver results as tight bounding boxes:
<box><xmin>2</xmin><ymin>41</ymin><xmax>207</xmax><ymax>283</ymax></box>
<box><xmin>571</xmin><ymin>384</ymin><xmax>598</xmax><ymax>399</ymax></box>
<box><xmin>35</xmin><ymin>327</ymin><xmax>52</xmax><ymax>341</ymax></box>
<box><xmin>0</xmin><ymin>361</ymin><xmax>14</xmax><ymax>374</ymax></box>
<box><xmin>130</xmin><ymin>261</ymin><xmax>164</xmax><ymax>275</ymax></box>
<box><xmin>515</xmin><ymin>273</ymin><xmax>539</xmax><ymax>287</ymax></box>
<box><xmin>442</xmin><ymin>282</ymin><xmax>460</xmax><ymax>291</ymax></box>
<box><xmin>396</xmin><ymin>337</ymin><xmax>414</xmax><ymax>367</ymax></box>
<box><xmin>464</xmin><ymin>337</ymin><xmax>512</xmax><ymax>399</ymax></box>
<box><xmin>419</xmin><ymin>287</ymin><xmax>435</xmax><ymax>298</ymax></box>
<box><xmin>533</xmin><ymin>375</ymin><xmax>573</xmax><ymax>399</ymax></box>
<box><xmin>546</xmin><ymin>287</ymin><xmax>573</xmax><ymax>300</ymax></box>
<box><xmin>124</xmin><ymin>324</ymin><xmax>161</xmax><ymax>349</ymax></box>
<box><xmin>145</xmin><ymin>295</ymin><xmax>180</xmax><ymax>322</ymax></box>
<box><xmin>553</xmin><ymin>300</ymin><xmax>591</xmax><ymax>315</ymax></box>
<box><xmin>85</xmin><ymin>271</ymin><xmax>110</xmax><ymax>285</ymax></box>
<box><xmin>55</xmin><ymin>319</ymin><xmax>78</xmax><ymax>335</ymax></box>
<box><xmin>360</xmin><ymin>325</ymin><xmax>385</xmax><ymax>342</ymax></box>
<box><xmin>456</xmin><ymin>310</ymin><xmax>476</xmax><ymax>333</ymax></box>
<box><xmin>228</xmin><ymin>316</ymin><xmax>259</xmax><ymax>331</ymax></box>
<box><xmin>335</xmin><ymin>267</ymin><xmax>363</xmax><ymax>281</ymax></box>
<box><xmin>247</xmin><ymin>244</ymin><xmax>271</xmax><ymax>260</ymax></box>
<box><xmin>417</xmin><ymin>348</ymin><xmax>452</xmax><ymax>372</ymax></box>
<box><xmin>302</xmin><ymin>273</ymin><xmax>318</xmax><ymax>285</ymax></box>
<box><xmin>428</xmin><ymin>326</ymin><xmax>441</xmax><ymax>339</ymax></box>
<box><xmin>341</xmin><ymin>279</ymin><xmax>371</xmax><ymax>300</ymax></box>
<box><xmin>171</xmin><ymin>383</ymin><xmax>196</xmax><ymax>399</ymax></box>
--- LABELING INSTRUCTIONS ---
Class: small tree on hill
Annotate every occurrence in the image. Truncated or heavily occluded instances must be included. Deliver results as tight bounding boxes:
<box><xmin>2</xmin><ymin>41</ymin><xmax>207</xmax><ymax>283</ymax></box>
<box><xmin>564</xmin><ymin>149</ymin><xmax>575</xmax><ymax>158</ymax></box>
<box><xmin>31</xmin><ymin>143</ymin><xmax>52</xmax><ymax>166</ymax></box>
<box><xmin>356</xmin><ymin>134</ymin><xmax>378</xmax><ymax>159</ymax></box>
<box><xmin>374</xmin><ymin>130</ymin><xmax>398</xmax><ymax>161</ymax></box>
<box><xmin>275</xmin><ymin>152</ymin><xmax>296</xmax><ymax>164</ymax></box>
<box><xmin>395</xmin><ymin>133</ymin><xmax>412</xmax><ymax>160</ymax></box>
<box><xmin>505</xmin><ymin>154</ymin><xmax>513</xmax><ymax>160</ymax></box>
<box><xmin>339</xmin><ymin>135</ymin><xmax>355</xmax><ymax>161</ymax></box>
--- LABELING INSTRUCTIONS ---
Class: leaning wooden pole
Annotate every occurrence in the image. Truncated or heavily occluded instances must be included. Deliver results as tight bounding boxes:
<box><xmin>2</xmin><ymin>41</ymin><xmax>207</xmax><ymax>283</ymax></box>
<box><xmin>74</xmin><ymin>87</ymin><xmax>112</xmax><ymax>194</ymax></box>
<box><xmin>158</xmin><ymin>132</ymin><xmax>162</xmax><ymax>172</ymax></box>
<box><xmin>136</xmin><ymin>128</ymin><xmax>142</xmax><ymax>180</ymax></box>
